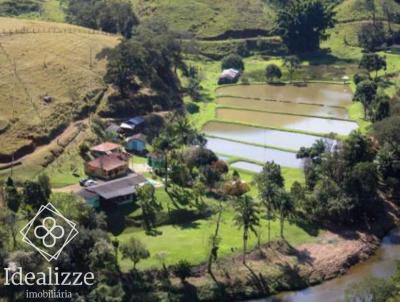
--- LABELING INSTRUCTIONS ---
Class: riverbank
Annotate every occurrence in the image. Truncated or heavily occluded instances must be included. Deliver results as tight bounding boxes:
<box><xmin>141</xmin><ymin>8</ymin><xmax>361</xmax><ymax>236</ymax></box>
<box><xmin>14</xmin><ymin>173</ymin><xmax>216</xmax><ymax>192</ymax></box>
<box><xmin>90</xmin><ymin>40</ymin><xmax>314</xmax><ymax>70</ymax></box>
<box><xmin>168</xmin><ymin>196</ymin><xmax>400</xmax><ymax>301</ymax></box>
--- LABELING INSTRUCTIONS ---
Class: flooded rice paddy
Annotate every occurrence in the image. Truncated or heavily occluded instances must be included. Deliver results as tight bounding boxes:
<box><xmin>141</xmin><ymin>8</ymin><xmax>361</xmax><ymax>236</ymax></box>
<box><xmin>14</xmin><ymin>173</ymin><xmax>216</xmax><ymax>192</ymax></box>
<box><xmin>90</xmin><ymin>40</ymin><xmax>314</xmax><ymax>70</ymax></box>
<box><xmin>204</xmin><ymin>122</ymin><xmax>333</xmax><ymax>151</ymax></box>
<box><xmin>217</xmin><ymin>96</ymin><xmax>349</xmax><ymax>119</ymax></box>
<box><xmin>206</xmin><ymin>137</ymin><xmax>302</xmax><ymax>168</ymax></box>
<box><xmin>206</xmin><ymin>83</ymin><xmax>356</xmax><ymax>168</ymax></box>
<box><xmin>217</xmin><ymin>83</ymin><xmax>353</xmax><ymax>107</ymax></box>
<box><xmin>217</xmin><ymin>108</ymin><xmax>358</xmax><ymax>136</ymax></box>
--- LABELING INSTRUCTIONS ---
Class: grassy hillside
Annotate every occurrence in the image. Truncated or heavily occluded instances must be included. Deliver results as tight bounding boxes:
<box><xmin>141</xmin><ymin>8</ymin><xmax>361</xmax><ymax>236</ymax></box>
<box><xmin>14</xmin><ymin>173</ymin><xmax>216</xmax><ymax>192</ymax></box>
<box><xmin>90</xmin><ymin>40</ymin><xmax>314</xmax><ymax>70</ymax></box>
<box><xmin>335</xmin><ymin>0</ymin><xmax>400</xmax><ymax>22</ymax></box>
<box><xmin>0</xmin><ymin>0</ymin><xmax>65</xmax><ymax>22</ymax></box>
<box><xmin>0</xmin><ymin>17</ymin><xmax>119</xmax><ymax>160</ymax></box>
<box><xmin>132</xmin><ymin>0</ymin><xmax>276</xmax><ymax>38</ymax></box>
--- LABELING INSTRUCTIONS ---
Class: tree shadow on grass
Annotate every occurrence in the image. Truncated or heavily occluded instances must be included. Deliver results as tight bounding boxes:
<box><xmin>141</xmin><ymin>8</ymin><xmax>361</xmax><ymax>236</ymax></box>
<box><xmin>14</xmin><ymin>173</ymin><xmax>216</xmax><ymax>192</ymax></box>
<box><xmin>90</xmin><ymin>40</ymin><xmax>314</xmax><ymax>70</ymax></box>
<box><xmin>298</xmin><ymin>48</ymin><xmax>357</xmax><ymax>65</ymax></box>
<box><xmin>175</xmin><ymin>221</ymin><xmax>201</xmax><ymax>230</ymax></box>
<box><xmin>290</xmin><ymin>216</ymin><xmax>320</xmax><ymax>237</ymax></box>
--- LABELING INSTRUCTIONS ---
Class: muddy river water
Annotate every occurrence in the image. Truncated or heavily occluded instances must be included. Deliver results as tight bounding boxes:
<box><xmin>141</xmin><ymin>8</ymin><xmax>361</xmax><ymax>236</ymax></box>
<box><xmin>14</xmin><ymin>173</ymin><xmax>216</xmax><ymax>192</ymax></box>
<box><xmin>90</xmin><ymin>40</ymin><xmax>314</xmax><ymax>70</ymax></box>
<box><xmin>251</xmin><ymin>227</ymin><xmax>400</xmax><ymax>302</ymax></box>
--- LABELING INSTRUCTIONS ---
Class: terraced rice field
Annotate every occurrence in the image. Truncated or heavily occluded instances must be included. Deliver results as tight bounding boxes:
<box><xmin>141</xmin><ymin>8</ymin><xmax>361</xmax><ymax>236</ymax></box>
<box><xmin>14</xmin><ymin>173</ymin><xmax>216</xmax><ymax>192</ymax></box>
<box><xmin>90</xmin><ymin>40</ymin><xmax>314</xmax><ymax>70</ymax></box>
<box><xmin>217</xmin><ymin>96</ymin><xmax>349</xmax><ymax>119</ymax></box>
<box><xmin>204</xmin><ymin>121</ymin><xmax>334</xmax><ymax>151</ymax></box>
<box><xmin>205</xmin><ymin>83</ymin><xmax>357</xmax><ymax>169</ymax></box>
<box><xmin>216</xmin><ymin>108</ymin><xmax>358</xmax><ymax>135</ymax></box>
<box><xmin>207</xmin><ymin>137</ymin><xmax>303</xmax><ymax>168</ymax></box>
<box><xmin>216</xmin><ymin>83</ymin><xmax>353</xmax><ymax>107</ymax></box>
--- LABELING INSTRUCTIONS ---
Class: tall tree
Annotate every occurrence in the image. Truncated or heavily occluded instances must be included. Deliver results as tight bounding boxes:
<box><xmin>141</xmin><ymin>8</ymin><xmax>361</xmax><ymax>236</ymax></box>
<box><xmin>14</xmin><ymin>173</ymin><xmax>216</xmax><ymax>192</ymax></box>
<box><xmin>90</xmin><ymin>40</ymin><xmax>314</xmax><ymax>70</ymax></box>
<box><xmin>277</xmin><ymin>0</ymin><xmax>336</xmax><ymax>52</ymax></box>
<box><xmin>284</xmin><ymin>56</ymin><xmax>300</xmax><ymax>83</ymax></box>
<box><xmin>353</xmin><ymin>80</ymin><xmax>378</xmax><ymax>119</ymax></box>
<box><xmin>65</xmin><ymin>0</ymin><xmax>138</xmax><ymax>38</ymax></box>
<box><xmin>275</xmin><ymin>190</ymin><xmax>294</xmax><ymax>239</ymax></box>
<box><xmin>233</xmin><ymin>195</ymin><xmax>260</xmax><ymax>265</ymax></box>
<box><xmin>120</xmin><ymin>238</ymin><xmax>150</xmax><ymax>270</ymax></box>
<box><xmin>4</xmin><ymin>177</ymin><xmax>20</xmax><ymax>213</ymax></box>
<box><xmin>255</xmin><ymin>162</ymin><xmax>284</xmax><ymax>242</ymax></box>
<box><xmin>137</xmin><ymin>184</ymin><xmax>162</xmax><ymax>232</ymax></box>
<box><xmin>359</xmin><ymin>53</ymin><xmax>387</xmax><ymax>79</ymax></box>
<box><xmin>358</xmin><ymin>22</ymin><xmax>386</xmax><ymax>52</ymax></box>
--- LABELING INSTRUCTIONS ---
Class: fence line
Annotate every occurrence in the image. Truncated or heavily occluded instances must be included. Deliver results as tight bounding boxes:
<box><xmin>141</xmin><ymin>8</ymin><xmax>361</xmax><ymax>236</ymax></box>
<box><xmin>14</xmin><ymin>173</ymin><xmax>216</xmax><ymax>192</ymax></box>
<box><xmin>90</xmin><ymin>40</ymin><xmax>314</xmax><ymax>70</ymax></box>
<box><xmin>0</xmin><ymin>27</ymin><xmax>118</xmax><ymax>37</ymax></box>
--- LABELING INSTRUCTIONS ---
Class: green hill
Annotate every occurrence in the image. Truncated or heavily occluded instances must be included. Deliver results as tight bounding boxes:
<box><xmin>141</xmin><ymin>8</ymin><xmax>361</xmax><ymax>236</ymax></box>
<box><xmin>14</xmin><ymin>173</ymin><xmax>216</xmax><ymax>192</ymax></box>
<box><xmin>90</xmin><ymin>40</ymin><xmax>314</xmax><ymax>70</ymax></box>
<box><xmin>132</xmin><ymin>0</ymin><xmax>276</xmax><ymax>38</ymax></box>
<box><xmin>335</xmin><ymin>0</ymin><xmax>400</xmax><ymax>23</ymax></box>
<box><xmin>2</xmin><ymin>0</ymin><xmax>400</xmax><ymax>39</ymax></box>
<box><xmin>0</xmin><ymin>17</ymin><xmax>119</xmax><ymax>162</ymax></box>
<box><xmin>0</xmin><ymin>0</ymin><xmax>64</xmax><ymax>22</ymax></box>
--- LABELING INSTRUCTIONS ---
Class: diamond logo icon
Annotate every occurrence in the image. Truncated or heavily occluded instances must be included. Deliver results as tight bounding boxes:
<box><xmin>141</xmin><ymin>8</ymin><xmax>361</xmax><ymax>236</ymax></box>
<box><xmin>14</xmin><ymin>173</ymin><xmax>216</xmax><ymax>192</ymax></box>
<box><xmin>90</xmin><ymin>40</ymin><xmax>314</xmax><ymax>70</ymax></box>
<box><xmin>20</xmin><ymin>203</ymin><xmax>79</xmax><ymax>262</ymax></box>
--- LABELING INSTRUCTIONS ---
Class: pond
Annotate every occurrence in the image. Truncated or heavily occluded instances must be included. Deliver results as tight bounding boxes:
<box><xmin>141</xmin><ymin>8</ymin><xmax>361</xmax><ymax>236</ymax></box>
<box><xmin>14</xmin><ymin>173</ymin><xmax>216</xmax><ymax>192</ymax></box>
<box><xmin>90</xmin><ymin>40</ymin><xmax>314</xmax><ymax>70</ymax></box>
<box><xmin>251</xmin><ymin>227</ymin><xmax>400</xmax><ymax>302</ymax></box>
<box><xmin>217</xmin><ymin>83</ymin><xmax>353</xmax><ymax>107</ymax></box>
<box><xmin>217</xmin><ymin>108</ymin><xmax>358</xmax><ymax>136</ymax></box>
<box><xmin>204</xmin><ymin>121</ymin><xmax>334</xmax><ymax>151</ymax></box>
<box><xmin>217</xmin><ymin>97</ymin><xmax>349</xmax><ymax>119</ymax></box>
<box><xmin>206</xmin><ymin>137</ymin><xmax>303</xmax><ymax>169</ymax></box>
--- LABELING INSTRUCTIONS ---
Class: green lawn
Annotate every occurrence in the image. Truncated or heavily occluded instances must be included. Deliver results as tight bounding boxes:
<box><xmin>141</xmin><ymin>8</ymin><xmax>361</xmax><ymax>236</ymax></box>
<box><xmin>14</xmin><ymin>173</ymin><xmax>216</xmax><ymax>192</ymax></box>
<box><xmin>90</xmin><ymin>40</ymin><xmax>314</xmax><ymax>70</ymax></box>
<box><xmin>117</xmin><ymin>202</ymin><xmax>318</xmax><ymax>271</ymax></box>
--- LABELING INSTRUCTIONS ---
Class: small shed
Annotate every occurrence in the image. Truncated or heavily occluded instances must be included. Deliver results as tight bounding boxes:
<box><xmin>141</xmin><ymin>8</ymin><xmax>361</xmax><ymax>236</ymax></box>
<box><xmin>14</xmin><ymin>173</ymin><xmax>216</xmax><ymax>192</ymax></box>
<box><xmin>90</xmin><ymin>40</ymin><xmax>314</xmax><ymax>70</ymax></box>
<box><xmin>148</xmin><ymin>153</ymin><xmax>165</xmax><ymax>170</ymax></box>
<box><xmin>218</xmin><ymin>68</ymin><xmax>240</xmax><ymax>85</ymax></box>
<box><xmin>128</xmin><ymin>116</ymin><xmax>145</xmax><ymax>127</ymax></box>
<box><xmin>105</xmin><ymin>123</ymin><xmax>121</xmax><ymax>138</ymax></box>
<box><xmin>125</xmin><ymin>133</ymin><xmax>147</xmax><ymax>153</ymax></box>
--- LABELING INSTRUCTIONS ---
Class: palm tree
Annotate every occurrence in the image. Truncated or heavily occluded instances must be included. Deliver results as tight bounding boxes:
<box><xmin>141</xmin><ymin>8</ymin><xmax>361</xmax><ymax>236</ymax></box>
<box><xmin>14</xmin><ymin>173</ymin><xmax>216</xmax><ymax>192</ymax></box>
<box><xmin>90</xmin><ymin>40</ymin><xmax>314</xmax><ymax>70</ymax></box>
<box><xmin>275</xmin><ymin>190</ymin><xmax>294</xmax><ymax>239</ymax></box>
<box><xmin>255</xmin><ymin>162</ymin><xmax>284</xmax><ymax>243</ymax></box>
<box><xmin>233</xmin><ymin>195</ymin><xmax>260</xmax><ymax>265</ymax></box>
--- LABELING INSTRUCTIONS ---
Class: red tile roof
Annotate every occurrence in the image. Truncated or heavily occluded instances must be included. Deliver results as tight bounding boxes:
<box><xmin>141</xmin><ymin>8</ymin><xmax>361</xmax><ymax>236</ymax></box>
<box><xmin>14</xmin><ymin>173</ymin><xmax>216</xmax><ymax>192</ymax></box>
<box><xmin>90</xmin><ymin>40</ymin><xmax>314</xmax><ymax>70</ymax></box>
<box><xmin>86</xmin><ymin>153</ymin><xmax>127</xmax><ymax>171</ymax></box>
<box><xmin>90</xmin><ymin>142</ymin><xmax>121</xmax><ymax>153</ymax></box>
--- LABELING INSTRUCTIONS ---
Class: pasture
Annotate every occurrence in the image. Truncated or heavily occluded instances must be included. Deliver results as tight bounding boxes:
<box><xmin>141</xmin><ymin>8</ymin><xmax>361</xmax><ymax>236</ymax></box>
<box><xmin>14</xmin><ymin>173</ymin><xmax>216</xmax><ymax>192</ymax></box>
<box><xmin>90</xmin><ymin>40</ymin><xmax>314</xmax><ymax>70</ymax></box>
<box><xmin>0</xmin><ymin>17</ymin><xmax>119</xmax><ymax>161</ymax></box>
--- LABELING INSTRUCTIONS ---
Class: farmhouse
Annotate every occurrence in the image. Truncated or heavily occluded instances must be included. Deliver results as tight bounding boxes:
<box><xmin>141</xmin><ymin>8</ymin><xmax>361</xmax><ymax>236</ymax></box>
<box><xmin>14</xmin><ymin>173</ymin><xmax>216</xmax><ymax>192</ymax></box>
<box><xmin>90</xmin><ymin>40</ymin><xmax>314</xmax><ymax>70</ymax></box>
<box><xmin>90</xmin><ymin>142</ymin><xmax>122</xmax><ymax>158</ymax></box>
<box><xmin>125</xmin><ymin>133</ymin><xmax>147</xmax><ymax>153</ymax></box>
<box><xmin>218</xmin><ymin>68</ymin><xmax>240</xmax><ymax>85</ymax></box>
<box><xmin>78</xmin><ymin>174</ymin><xmax>148</xmax><ymax>209</ymax></box>
<box><xmin>84</xmin><ymin>153</ymin><xmax>130</xmax><ymax>180</ymax></box>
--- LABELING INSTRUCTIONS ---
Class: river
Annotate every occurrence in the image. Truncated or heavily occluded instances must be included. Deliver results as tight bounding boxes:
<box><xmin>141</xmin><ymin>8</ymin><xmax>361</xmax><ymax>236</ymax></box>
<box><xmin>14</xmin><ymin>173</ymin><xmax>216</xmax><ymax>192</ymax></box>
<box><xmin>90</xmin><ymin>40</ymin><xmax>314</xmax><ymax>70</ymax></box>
<box><xmin>251</xmin><ymin>227</ymin><xmax>400</xmax><ymax>302</ymax></box>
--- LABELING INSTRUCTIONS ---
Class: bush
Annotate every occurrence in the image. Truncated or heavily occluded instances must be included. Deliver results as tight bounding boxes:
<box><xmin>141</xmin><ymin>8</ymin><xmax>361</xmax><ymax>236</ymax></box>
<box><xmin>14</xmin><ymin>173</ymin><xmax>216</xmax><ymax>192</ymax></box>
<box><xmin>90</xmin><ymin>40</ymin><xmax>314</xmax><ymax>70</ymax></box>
<box><xmin>173</xmin><ymin>260</ymin><xmax>192</xmax><ymax>283</ymax></box>
<box><xmin>221</xmin><ymin>54</ymin><xmax>244</xmax><ymax>71</ymax></box>
<box><xmin>186</xmin><ymin>102</ymin><xmax>200</xmax><ymax>114</ymax></box>
<box><xmin>353</xmin><ymin>72</ymin><xmax>370</xmax><ymax>85</ymax></box>
<box><xmin>265</xmin><ymin>64</ymin><xmax>282</xmax><ymax>82</ymax></box>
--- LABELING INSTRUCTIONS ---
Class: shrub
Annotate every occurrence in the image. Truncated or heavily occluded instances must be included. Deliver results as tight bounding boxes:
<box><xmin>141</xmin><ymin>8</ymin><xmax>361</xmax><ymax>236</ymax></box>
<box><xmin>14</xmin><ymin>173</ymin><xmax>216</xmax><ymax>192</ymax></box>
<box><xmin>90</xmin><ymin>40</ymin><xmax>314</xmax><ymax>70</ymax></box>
<box><xmin>173</xmin><ymin>260</ymin><xmax>192</xmax><ymax>283</ymax></box>
<box><xmin>265</xmin><ymin>64</ymin><xmax>282</xmax><ymax>82</ymax></box>
<box><xmin>353</xmin><ymin>72</ymin><xmax>370</xmax><ymax>85</ymax></box>
<box><xmin>221</xmin><ymin>54</ymin><xmax>244</xmax><ymax>71</ymax></box>
<box><xmin>186</xmin><ymin>102</ymin><xmax>200</xmax><ymax>114</ymax></box>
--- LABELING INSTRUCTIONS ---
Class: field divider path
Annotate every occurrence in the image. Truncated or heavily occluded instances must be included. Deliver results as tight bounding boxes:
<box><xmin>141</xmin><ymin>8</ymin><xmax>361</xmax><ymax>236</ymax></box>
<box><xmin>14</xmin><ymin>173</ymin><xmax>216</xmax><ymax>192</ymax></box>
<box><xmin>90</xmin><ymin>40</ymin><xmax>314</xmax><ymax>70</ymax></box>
<box><xmin>206</xmin><ymin>118</ymin><xmax>343</xmax><ymax>139</ymax></box>
<box><xmin>216</xmin><ymin>105</ymin><xmax>354</xmax><ymax>122</ymax></box>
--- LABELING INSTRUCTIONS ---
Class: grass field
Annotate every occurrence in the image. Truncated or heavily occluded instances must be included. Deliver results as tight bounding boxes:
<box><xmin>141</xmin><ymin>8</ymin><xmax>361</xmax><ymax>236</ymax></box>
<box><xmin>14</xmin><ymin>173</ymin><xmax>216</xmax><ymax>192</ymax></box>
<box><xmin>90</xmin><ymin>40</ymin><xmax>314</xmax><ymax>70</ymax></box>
<box><xmin>335</xmin><ymin>0</ymin><xmax>400</xmax><ymax>23</ymax></box>
<box><xmin>0</xmin><ymin>17</ymin><xmax>119</xmax><ymax>159</ymax></box>
<box><xmin>132</xmin><ymin>0</ymin><xmax>276</xmax><ymax>38</ymax></box>
<box><xmin>0</xmin><ymin>0</ymin><xmax>65</xmax><ymax>22</ymax></box>
<box><xmin>117</xmin><ymin>175</ymin><xmax>314</xmax><ymax>271</ymax></box>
